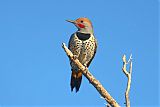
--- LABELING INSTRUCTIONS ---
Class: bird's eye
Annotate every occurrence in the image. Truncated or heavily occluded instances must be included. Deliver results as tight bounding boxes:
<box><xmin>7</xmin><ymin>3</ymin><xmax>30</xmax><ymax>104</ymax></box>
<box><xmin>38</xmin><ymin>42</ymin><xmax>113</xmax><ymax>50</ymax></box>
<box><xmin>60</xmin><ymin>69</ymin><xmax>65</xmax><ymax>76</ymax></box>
<box><xmin>81</xmin><ymin>20</ymin><xmax>83</xmax><ymax>23</ymax></box>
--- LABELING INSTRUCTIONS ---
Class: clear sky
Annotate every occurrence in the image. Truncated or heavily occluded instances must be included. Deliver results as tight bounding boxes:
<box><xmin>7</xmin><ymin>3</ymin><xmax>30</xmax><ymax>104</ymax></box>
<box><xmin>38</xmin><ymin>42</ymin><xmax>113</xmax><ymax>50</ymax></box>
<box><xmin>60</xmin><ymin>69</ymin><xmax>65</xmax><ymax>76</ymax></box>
<box><xmin>0</xmin><ymin>0</ymin><xmax>159</xmax><ymax>107</ymax></box>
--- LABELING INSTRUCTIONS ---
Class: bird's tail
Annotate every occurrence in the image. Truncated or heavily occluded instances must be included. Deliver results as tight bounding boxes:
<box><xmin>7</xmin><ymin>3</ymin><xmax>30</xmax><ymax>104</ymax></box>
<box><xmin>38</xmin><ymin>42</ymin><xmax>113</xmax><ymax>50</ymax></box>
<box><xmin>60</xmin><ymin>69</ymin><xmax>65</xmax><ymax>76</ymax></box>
<box><xmin>70</xmin><ymin>70</ymin><xmax>82</xmax><ymax>92</ymax></box>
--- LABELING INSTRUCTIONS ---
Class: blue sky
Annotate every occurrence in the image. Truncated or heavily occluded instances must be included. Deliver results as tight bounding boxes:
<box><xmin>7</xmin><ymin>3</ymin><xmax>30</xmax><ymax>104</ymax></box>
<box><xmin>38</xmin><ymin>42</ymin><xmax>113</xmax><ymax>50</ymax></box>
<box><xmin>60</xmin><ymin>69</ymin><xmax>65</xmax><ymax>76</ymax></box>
<box><xmin>0</xmin><ymin>0</ymin><xmax>159</xmax><ymax>107</ymax></box>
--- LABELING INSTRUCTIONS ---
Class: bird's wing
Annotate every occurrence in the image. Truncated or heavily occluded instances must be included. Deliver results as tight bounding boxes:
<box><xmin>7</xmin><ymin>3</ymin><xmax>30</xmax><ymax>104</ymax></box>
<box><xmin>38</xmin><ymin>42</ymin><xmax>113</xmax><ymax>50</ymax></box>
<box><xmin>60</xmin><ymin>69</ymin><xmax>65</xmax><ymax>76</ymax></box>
<box><xmin>68</xmin><ymin>33</ymin><xmax>80</xmax><ymax>56</ymax></box>
<box><xmin>87</xmin><ymin>38</ymin><xmax>97</xmax><ymax>67</ymax></box>
<box><xmin>68</xmin><ymin>33</ymin><xmax>74</xmax><ymax>50</ymax></box>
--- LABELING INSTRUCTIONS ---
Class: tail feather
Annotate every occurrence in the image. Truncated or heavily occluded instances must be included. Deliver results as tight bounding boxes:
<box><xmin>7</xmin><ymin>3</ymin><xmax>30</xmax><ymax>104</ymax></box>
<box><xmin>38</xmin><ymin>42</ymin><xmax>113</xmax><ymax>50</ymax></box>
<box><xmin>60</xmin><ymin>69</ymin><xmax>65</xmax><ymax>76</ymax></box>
<box><xmin>70</xmin><ymin>71</ymin><xmax>77</xmax><ymax>91</ymax></box>
<box><xmin>70</xmin><ymin>70</ymin><xmax>82</xmax><ymax>92</ymax></box>
<box><xmin>75</xmin><ymin>71</ymin><xmax>82</xmax><ymax>92</ymax></box>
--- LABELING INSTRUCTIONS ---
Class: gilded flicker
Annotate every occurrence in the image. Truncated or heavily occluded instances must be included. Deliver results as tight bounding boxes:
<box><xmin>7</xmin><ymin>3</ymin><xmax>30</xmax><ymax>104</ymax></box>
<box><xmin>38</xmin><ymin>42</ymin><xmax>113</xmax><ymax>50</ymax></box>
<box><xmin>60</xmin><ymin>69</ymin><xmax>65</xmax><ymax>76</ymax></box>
<box><xmin>67</xmin><ymin>17</ymin><xmax>97</xmax><ymax>92</ymax></box>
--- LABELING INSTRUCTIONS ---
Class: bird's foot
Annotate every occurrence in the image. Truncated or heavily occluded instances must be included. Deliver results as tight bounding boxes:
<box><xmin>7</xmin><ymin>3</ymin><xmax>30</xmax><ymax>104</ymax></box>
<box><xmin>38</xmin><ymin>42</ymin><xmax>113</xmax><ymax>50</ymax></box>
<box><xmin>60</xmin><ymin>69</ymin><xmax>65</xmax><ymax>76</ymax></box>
<box><xmin>73</xmin><ymin>55</ymin><xmax>78</xmax><ymax>60</ymax></box>
<box><xmin>83</xmin><ymin>64</ymin><xmax>88</xmax><ymax>74</ymax></box>
<box><xmin>84</xmin><ymin>64</ymin><xmax>87</xmax><ymax>68</ymax></box>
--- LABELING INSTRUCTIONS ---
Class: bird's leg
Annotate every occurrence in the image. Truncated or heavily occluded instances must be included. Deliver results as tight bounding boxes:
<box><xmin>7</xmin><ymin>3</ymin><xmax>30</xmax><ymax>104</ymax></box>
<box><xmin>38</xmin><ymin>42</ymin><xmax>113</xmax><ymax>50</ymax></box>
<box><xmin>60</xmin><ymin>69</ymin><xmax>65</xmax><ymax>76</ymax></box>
<box><xmin>83</xmin><ymin>63</ymin><xmax>88</xmax><ymax>72</ymax></box>
<box><xmin>83</xmin><ymin>63</ymin><xmax>89</xmax><ymax>79</ymax></box>
<box><xmin>73</xmin><ymin>55</ymin><xmax>78</xmax><ymax>60</ymax></box>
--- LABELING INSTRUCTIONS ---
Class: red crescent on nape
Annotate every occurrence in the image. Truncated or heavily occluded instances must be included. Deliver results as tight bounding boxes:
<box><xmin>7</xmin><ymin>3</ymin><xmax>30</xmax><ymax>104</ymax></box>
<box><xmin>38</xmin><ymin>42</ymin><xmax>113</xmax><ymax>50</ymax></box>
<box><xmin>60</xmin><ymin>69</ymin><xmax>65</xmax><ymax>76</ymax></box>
<box><xmin>77</xmin><ymin>24</ymin><xmax>85</xmax><ymax>28</ymax></box>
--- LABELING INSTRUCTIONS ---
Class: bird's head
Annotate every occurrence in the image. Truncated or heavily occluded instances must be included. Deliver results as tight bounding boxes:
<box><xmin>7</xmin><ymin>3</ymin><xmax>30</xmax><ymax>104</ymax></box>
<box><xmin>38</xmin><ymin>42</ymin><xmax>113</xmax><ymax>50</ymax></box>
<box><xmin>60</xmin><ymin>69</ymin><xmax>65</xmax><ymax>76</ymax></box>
<box><xmin>66</xmin><ymin>17</ymin><xmax>93</xmax><ymax>34</ymax></box>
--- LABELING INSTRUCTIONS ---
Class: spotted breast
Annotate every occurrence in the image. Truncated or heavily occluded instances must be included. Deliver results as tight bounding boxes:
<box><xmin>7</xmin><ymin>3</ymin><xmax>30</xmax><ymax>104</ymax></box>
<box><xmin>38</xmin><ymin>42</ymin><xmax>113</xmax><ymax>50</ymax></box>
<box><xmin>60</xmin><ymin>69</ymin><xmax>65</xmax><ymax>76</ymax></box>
<box><xmin>68</xmin><ymin>32</ymin><xmax>97</xmax><ymax>92</ymax></box>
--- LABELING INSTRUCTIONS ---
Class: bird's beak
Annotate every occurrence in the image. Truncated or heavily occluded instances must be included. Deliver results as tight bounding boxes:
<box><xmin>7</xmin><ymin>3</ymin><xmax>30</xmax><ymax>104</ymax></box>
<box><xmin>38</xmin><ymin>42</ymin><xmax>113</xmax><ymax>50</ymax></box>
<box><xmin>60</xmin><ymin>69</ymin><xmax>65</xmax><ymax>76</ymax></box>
<box><xmin>66</xmin><ymin>20</ymin><xmax>76</xmax><ymax>24</ymax></box>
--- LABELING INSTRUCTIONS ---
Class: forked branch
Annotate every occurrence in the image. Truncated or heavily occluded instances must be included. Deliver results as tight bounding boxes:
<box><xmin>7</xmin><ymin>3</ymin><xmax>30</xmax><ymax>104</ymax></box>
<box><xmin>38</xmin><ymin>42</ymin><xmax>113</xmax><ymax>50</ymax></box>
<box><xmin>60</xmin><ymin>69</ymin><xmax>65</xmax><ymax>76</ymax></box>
<box><xmin>122</xmin><ymin>54</ymin><xmax>132</xmax><ymax>107</ymax></box>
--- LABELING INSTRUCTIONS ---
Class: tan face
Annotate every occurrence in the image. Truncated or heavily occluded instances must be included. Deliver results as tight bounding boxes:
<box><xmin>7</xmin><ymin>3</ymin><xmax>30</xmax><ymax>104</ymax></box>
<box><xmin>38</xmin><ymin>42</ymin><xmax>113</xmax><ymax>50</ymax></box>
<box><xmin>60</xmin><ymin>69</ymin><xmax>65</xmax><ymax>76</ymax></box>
<box><xmin>75</xmin><ymin>18</ymin><xmax>92</xmax><ymax>29</ymax></box>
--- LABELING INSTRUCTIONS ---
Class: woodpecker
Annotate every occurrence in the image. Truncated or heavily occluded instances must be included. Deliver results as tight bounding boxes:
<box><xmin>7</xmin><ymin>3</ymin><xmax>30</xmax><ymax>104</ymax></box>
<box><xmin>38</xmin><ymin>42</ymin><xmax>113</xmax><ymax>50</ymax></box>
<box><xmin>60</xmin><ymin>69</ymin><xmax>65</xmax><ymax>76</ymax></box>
<box><xmin>67</xmin><ymin>17</ymin><xmax>97</xmax><ymax>92</ymax></box>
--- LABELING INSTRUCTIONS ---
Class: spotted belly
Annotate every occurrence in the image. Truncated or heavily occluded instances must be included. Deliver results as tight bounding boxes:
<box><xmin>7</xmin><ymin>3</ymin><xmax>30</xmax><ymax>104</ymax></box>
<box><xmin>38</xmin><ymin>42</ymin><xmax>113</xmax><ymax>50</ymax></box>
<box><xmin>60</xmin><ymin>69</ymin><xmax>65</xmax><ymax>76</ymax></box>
<box><xmin>78</xmin><ymin>39</ymin><xmax>95</xmax><ymax>66</ymax></box>
<box><xmin>69</xmin><ymin>33</ymin><xmax>96</xmax><ymax>72</ymax></box>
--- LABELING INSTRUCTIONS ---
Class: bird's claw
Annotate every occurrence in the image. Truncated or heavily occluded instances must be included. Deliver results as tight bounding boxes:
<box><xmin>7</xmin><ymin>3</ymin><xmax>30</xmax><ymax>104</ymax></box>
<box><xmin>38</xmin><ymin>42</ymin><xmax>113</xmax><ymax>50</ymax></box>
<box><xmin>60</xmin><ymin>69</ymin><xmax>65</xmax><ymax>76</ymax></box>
<box><xmin>73</xmin><ymin>55</ymin><xmax>78</xmax><ymax>60</ymax></box>
<box><xmin>83</xmin><ymin>64</ymin><xmax>88</xmax><ymax>75</ymax></box>
<box><xmin>84</xmin><ymin>64</ymin><xmax>88</xmax><ymax>71</ymax></box>
<box><xmin>84</xmin><ymin>64</ymin><xmax>87</xmax><ymax>68</ymax></box>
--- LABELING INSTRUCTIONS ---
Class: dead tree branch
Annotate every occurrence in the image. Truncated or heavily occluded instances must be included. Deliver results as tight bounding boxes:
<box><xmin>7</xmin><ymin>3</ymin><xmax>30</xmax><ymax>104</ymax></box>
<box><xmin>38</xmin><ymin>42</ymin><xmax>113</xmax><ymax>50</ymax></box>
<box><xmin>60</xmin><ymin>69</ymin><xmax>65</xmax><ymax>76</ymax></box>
<box><xmin>62</xmin><ymin>43</ymin><xmax>120</xmax><ymax>107</ymax></box>
<box><xmin>122</xmin><ymin>54</ymin><xmax>132</xmax><ymax>107</ymax></box>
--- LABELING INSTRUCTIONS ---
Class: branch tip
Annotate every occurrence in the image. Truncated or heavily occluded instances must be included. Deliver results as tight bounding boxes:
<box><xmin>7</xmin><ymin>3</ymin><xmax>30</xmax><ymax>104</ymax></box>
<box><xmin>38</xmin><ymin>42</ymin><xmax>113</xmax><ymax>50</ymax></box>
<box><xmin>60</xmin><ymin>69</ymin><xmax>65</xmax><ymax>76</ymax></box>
<box><xmin>62</xmin><ymin>43</ymin><xmax>66</xmax><ymax>47</ymax></box>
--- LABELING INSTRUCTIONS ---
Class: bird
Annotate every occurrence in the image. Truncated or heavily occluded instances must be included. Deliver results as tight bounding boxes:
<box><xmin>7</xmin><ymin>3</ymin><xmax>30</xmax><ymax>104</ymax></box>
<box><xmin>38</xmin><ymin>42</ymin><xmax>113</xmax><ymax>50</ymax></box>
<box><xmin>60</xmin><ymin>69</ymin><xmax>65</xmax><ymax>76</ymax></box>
<box><xmin>66</xmin><ymin>17</ymin><xmax>97</xmax><ymax>92</ymax></box>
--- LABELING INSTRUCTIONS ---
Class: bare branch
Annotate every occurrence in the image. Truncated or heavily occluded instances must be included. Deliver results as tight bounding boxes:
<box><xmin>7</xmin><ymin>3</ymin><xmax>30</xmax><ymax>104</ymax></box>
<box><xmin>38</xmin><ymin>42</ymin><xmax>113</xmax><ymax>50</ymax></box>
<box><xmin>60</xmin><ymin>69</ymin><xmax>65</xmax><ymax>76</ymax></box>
<box><xmin>62</xmin><ymin>43</ymin><xmax>120</xmax><ymax>107</ymax></box>
<box><xmin>122</xmin><ymin>54</ymin><xmax>132</xmax><ymax>107</ymax></box>
<box><xmin>107</xmin><ymin>103</ymin><xmax>112</xmax><ymax>107</ymax></box>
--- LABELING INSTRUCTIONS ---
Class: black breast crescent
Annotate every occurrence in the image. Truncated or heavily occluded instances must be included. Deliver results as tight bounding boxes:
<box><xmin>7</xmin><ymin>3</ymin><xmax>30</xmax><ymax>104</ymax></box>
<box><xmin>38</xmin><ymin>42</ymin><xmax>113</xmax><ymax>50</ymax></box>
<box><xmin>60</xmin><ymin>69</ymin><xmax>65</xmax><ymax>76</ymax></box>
<box><xmin>76</xmin><ymin>32</ymin><xmax>91</xmax><ymax>41</ymax></box>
